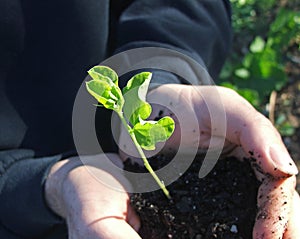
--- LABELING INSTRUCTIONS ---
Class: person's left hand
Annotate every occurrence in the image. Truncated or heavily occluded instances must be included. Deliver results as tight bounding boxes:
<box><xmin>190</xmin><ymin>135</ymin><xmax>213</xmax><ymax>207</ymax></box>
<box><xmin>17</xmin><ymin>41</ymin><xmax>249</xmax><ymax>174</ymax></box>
<box><xmin>45</xmin><ymin>154</ymin><xmax>141</xmax><ymax>239</ymax></box>
<box><xmin>119</xmin><ymin>84</ymin><xmax>300</xmax><ymax>239</ymax></box>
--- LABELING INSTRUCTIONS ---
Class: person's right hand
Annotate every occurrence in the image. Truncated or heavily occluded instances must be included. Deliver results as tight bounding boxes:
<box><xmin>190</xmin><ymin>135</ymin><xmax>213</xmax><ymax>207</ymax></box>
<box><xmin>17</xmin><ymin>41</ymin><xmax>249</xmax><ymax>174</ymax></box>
<box><xmin>119</xmin><ymin>84</ymin><xmax>300</xmax><ymax>239</ymax></box>
<box><xmin>45</xmin><ymin>154</ymin><xmax>141</xmax><ymax>239</ymax></box>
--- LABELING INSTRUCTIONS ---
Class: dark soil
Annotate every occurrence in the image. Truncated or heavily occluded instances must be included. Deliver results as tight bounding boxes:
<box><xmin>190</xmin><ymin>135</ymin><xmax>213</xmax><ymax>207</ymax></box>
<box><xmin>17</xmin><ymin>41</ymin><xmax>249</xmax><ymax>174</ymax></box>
<box><xmin>125</xmin><ymin>156</ymin><xmax>260</xmax><ymax>239</ymax></box>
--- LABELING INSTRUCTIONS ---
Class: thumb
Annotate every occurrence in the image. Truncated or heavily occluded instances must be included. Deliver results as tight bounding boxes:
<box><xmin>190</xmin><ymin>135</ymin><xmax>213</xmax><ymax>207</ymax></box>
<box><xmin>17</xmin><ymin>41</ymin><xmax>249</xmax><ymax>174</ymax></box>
<box><xmin>283</xmin><ymin>191</ymin><xmax>300</xmax><ymax>238</ymax></box>
<box><xmin>253</xmin><ymin>176</ymin><xmax>296</xmax><ymax>239</ymax></box>
<box><xmin>219</xmin><ymin>88</ymin><xmax>298</xmax><ymax>177</ymax></box>
<box><xmin>127</xmin><ymin>205</ymin><xmax>141</xmax><ymax>232</ymax></box>
<box><xmin>228</xmin><ymin>108</ymin><xmax>298</xmax><ymax>177</ymax></box>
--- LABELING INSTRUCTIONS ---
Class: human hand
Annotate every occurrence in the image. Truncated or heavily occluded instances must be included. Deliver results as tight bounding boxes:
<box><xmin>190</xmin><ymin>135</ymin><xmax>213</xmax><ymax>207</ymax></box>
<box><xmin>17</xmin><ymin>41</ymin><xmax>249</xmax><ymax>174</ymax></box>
<box><xmin>45</xmin><ymin>154</ymin><xmax>141</xmax><ymax>239</ymax></box>
<box><xmin>119</xmin><ymin>84</ymin><xmax>299</xmax><ymax>239</ymax></box>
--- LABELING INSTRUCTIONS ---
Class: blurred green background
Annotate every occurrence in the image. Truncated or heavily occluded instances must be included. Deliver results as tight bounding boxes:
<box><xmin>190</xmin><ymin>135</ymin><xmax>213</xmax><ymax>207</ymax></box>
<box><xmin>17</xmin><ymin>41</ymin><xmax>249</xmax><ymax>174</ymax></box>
<box><xmin>221</xmin><ymin>0</ymin><xmax>300</xmax><ymax>136</ymax></box>
<box><xmin>223</xmin><ymin>0</ymin><xmax>300</xmax><ymax>192</ymax></box>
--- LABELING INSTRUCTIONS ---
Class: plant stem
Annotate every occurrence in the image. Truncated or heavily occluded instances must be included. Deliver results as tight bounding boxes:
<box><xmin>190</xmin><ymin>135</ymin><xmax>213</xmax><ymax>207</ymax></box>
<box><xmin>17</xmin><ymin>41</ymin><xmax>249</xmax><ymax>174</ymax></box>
<box><xmin>118</xmin><ymin>112</ymin><xmax>171</xmax><ymax>199</ymax></box>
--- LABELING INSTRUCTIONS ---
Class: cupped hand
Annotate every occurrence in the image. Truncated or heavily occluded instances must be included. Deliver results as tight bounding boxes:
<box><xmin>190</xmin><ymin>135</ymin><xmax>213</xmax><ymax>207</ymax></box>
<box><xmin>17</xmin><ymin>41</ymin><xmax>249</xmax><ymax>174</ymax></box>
<box><xmin>119</xmin><ymin>84</ymin><xmax>299</xmax><ymax>239</ymax></box>
<box><xmin>45</xmin><ymin>154</ymin><xmax>141</xmax><ymax>239</ymax></box>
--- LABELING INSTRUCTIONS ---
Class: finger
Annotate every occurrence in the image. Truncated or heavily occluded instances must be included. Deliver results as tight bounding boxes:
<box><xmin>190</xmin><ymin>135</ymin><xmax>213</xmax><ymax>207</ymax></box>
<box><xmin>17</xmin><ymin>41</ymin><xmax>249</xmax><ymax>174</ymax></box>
<box><xmin>229</xmin><ymin>112</ymin><xmax>298</xmax><ymax>177</ymax></box>
<box><xmin>253</xmin><ymin>176</ymin><xmax>296</xmax><ymax>239</ymax></box>
<box><xmin>82</xmin><ymin>218</ymin><xmax>142</xmax><ymax>239</ymax></box>
<box><xmin>283</xmin><ymin>191</ymin><xmax>300</xmax><ymax>239</ymax></box>
<box><xmin>202</xmin><ymin>86</ymin><xmax>298</xmax><ymax>177</ymax></box>
<box><xmin>127</xmin><ymin>204</ymin><xmax>141</xmax><ymax>232</ymax></box>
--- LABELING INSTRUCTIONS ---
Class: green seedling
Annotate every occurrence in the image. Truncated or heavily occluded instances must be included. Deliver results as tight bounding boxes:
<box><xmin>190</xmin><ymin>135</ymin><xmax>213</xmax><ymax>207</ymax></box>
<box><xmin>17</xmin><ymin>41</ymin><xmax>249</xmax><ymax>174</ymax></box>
<box><xmin>85</xmin><ymin>65</ymin><xmax>175</xmax><ymax>198</ymax></box>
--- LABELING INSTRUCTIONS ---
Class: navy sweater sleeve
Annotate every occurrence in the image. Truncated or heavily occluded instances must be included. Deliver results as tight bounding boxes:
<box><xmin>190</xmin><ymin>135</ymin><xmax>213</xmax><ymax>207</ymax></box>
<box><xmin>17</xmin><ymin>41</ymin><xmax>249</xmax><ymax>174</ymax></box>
<box><xmin>113</xmin><ymin>0</ymin><xmax>232</xmax><ymax>83</ymax></box>
<box><xmin>0</xmin><ymin>1</ymin><xmax>65</xmax><ymax>238</ymax></box>
<box><xmin>0</xmin><ymin>150</ymin><xmax>64</xmax><ymax>238</ymax></box>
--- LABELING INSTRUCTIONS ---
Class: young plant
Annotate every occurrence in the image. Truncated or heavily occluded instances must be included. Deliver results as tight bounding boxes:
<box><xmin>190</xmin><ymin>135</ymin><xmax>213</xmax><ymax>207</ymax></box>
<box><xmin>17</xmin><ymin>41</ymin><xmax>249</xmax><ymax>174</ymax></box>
<box><xmin>85</xmin><ymin>65</ymin><xmax>175</xmax><ymax>198</ymax></box>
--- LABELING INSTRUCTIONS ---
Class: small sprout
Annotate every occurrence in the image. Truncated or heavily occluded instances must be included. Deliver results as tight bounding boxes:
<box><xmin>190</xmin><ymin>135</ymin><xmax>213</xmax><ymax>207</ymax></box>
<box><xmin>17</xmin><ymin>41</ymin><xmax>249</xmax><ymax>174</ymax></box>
<box><xmin>86</xmin><ymin>65</ymin><xmax>175</xmax><ymax>198</ymax></box>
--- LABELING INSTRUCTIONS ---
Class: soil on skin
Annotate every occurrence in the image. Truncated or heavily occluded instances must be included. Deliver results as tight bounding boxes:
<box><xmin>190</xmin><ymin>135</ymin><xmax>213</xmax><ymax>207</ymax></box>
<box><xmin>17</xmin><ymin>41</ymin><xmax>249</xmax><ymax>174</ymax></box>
<box><xmin>125</xmin><ymin>156</ymin><xmax>260</xmax><ymax>239</ymax></box>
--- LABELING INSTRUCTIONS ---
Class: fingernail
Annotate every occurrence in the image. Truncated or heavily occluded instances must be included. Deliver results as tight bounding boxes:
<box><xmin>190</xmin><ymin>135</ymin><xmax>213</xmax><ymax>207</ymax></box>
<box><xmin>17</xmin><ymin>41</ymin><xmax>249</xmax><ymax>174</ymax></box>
<box><xmin>270</xmin><ymin>146</ymin><xmax>298</xmax><ymax>175</ymax></box>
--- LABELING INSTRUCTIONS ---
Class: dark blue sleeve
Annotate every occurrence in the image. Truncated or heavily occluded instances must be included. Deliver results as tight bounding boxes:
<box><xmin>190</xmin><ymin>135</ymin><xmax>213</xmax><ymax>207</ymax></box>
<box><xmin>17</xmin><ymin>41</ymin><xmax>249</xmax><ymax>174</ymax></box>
<box><xmin>0</xmin><ymin>1</ymin><xmax>66</xmax><ymax>238</ymax></box>
<box><xmin>113</xmin><ymin>0</ymin><xmax>232</xmax><ymax>82</ymax></box>
<box><xmin>0</xmin><ymin>150</ymin><xmax>64</xmax><ymax>238</ymax></box>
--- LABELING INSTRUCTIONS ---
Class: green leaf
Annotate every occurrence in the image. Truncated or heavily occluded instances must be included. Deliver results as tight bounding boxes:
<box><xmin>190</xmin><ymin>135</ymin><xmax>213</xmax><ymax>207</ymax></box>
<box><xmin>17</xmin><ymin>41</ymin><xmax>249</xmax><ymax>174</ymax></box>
<box><xmin>278</xmin><ymin>123</ymin><xmax>295</xmax><ymax>136</ymax></box>
<box><xmin>220</xmin><ymin>82</ymin><xmax>238</xmax><ymax>91</ymax></box>
<box><xmin>86</xmin><ymin>79</ymin><xmax>124</xmax><ymax>112</ymax></box>
<box><xmin>86</xmin><ymin>66</ymin><xmax>124</xmax><ymax>112</ymax></box>
<box><xmin>275</xmin><ymin>113</ymin><xmax>295</xmax><ymax>136</ymax></box>
<box><xmin>219</xmin><ymin>61</ymin><xmax>234</xmax><ymax>80</ymax></box>
<box><xmin>242</xmin><ymin>53</ymin><xmax>254</xmax><ymax>68</ymax></box>
<box><xmin>122</xmin><ymin>72</ymin><xmax>152</xmax><ymax>125</ymax></box>
<box><xmin>294</xmin><ymin>15</ymin><xmax>300</xmax><ymax>25</ymax></box>
<box><xmin>250</xmin><ymin>36</ymin><xmax>265</xmax><ymax>53</ymax></box>
<box><xmin>275</xmin><ymin>113</ymin><xmax>286</xmax><ymax>125</ymax></box>
<box><xmin>234</xmin><ymin>68</ymin><xmax>250</xmax><ymax>79</ymax></box>
<box><xmin>88</xmin><ymin>65</ymin><xmax>119</xmax><ymax>85</ymax></box>
<box><xmin>237</xmin><ymin>88</ymin><xmax>260</xmax><ymax>108</ymax></box>
<box><xmin>133</xmin><ymin>116</ymin><xmax>175</xmax><ymax>150</ymax></box>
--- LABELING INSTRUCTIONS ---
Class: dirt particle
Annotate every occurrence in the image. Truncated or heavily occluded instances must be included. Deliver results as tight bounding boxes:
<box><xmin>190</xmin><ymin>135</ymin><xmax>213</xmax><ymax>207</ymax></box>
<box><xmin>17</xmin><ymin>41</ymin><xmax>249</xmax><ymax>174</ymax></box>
<box><xmin>257</xmin><ymin>211</ymin><xmax>268</xmax><ymax>220</ymax></box>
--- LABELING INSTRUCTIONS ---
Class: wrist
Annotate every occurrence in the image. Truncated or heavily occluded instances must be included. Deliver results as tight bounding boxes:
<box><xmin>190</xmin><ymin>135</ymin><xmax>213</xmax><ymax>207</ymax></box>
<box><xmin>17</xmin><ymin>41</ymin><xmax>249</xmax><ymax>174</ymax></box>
<box><xmin>45</xmin><ymin>158</ymin><xmax>82</xmax><ymax>218</ymax></box>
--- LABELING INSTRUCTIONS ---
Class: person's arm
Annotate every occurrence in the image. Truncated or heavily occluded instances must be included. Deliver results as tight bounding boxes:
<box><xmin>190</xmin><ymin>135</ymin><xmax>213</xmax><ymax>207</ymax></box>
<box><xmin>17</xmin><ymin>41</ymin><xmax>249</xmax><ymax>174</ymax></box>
<box><xmin>0</xmin><ymin>150</ymin><xmax>64</xmax><ymax>238</ymax></box>
<box><xmin>112</xmin><ymin>0</ymin><xmax>232</xmax><ymax>83</ymax></box>
<box><xmin>0</xmin><ymin>1</ymin><xmax>66</xmax><ymax>237</ymax></box>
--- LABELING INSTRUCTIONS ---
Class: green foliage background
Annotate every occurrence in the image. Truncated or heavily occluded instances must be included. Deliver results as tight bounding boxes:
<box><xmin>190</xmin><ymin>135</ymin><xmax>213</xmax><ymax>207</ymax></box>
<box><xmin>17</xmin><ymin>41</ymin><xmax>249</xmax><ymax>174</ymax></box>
<box><xmin>220</xmin><ymin>0</ymin><xmax>300</xmax><ymax>108</ymax></box>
